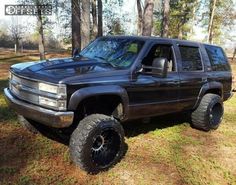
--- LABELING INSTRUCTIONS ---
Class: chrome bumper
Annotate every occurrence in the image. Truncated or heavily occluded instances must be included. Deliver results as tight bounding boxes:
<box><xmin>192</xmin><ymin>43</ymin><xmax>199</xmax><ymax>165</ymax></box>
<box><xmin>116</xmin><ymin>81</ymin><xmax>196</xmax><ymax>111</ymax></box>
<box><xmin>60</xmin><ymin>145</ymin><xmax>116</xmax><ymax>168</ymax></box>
<box><xmin>4</xmin><ymin>88</ymin><xmax>74</xmax><ymax>128</ymax></box>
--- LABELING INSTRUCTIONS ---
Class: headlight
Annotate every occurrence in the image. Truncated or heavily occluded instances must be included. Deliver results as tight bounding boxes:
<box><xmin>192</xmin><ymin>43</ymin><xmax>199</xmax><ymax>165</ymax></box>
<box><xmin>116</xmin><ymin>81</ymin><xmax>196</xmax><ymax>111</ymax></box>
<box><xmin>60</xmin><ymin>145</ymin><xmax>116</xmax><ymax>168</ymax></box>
<box><xmin>39</xmin><ymin>96</ymin><xmax>67</xmax><ymax>110</ymax></box>
<box><xmin>39</xmin><ymin>83</ymin><xmax>57</xmax><ymax>94</ymax></box>
<box><xmin>38</xmin><ymin>83</ymin><xmax>67</xmax><ymax>110</ymax></box>
<box><xmin>38</xmin><ymin>83</ymin><xmax>66</xmax><ymax>96</ymax></box>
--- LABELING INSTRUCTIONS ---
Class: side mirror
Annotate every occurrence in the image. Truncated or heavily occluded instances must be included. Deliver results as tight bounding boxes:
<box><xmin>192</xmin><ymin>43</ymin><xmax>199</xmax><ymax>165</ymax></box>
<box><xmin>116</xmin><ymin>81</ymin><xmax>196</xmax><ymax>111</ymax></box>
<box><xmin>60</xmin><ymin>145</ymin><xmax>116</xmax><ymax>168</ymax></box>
<box><xmin>72</xmin><ymin>48</ymin><xmax>79</xmax><ymax>58</ymax></box>
<box><xmin>152</xmin><ymin>57</ymin><xmax>168</xmax><ymax>78</ymax></box>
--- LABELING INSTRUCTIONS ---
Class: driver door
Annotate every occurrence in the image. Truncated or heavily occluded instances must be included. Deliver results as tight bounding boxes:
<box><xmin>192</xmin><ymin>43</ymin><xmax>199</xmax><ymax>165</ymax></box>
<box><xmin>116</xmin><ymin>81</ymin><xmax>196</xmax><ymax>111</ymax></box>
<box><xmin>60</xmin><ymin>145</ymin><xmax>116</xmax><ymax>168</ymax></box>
<box><xmin>127</xmin><ymin>42</ymin><xmax>180</xmax><ymax>119</ymax></box>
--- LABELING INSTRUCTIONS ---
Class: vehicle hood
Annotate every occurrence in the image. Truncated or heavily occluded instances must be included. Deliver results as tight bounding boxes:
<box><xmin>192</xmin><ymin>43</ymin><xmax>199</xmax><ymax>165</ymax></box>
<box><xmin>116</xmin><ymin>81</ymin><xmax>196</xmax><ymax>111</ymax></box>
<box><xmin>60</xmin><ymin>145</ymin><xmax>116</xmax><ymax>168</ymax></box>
<box><xmin>10</xmin><ymin>57</ymin><xmax>124</xmax><ymax>84</ymax></box>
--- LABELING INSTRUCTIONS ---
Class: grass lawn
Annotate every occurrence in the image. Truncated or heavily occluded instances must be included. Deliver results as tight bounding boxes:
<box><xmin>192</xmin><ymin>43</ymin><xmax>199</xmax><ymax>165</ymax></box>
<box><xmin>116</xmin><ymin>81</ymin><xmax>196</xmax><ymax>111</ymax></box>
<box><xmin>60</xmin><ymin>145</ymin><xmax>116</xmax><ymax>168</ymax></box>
<box><xmin>0</xmin><ymin>50</ymin><xmax>236</xmax><ymax>185</ymax></box>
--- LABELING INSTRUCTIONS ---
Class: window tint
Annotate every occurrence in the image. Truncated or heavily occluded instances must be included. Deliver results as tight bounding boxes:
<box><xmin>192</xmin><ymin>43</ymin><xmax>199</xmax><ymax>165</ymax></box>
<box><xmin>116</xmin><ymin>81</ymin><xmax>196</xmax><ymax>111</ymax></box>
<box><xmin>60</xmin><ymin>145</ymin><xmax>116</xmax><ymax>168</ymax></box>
<box><xmin>80</xmin><ymin>38</ymin><xmax>144</xmax><ymax>68</ymax></box>
<box><xmin>179</xmin><ymin>46</ymin><xmax>202</xmax><ymax>71</ymax></box>
<box><xmin>205</xmin><ymin>45</ymin><xmax>230</xmax><ymax>71</ymax></box>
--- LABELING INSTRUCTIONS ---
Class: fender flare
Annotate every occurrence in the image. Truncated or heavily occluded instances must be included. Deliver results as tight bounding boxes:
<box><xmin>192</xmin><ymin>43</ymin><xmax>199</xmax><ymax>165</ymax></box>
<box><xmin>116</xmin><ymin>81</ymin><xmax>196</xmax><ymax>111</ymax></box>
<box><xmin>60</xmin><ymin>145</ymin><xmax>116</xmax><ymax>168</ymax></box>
<box><xmin>68</xmin><ymin>85</ymin><xmax>129</xmax><ymax>119</ymax></box>
<box><xmin>193</xmin><ymin>81</ymin><xmax>223</xmax><ymax>109</ymax></box>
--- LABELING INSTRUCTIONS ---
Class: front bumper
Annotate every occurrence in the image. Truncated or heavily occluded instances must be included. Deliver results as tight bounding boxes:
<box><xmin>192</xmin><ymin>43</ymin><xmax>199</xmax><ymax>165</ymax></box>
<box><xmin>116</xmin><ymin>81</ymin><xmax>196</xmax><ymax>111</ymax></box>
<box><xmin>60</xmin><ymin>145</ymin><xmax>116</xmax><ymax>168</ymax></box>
<box><xmin>4</xmin><ymin>88</ymin><xmax>74</xmax><ymax>128</ymax></box>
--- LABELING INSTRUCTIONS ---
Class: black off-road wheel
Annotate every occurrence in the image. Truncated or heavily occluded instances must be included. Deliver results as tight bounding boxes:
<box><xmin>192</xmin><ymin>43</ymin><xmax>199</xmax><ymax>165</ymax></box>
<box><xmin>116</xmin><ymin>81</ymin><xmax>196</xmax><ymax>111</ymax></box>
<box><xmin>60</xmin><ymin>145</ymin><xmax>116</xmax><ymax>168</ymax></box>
<box><xmin>191</xmin><ymin>93</ymin><xmax>224</xmax><ymax>131</ymax></box>
<box><xmin>69</xmin><ymin>114</ymin><xmax>125</xmax><ymax>173</ymax></box>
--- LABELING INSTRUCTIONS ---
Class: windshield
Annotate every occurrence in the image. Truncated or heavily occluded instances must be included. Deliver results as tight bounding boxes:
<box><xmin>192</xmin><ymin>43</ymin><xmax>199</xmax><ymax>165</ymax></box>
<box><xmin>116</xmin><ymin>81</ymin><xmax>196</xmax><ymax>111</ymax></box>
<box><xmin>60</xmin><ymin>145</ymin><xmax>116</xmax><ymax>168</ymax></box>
<box><xmin>79</xmin><ymin>37</ymin><xmax>145</xmax><ymax>68</ymax></box>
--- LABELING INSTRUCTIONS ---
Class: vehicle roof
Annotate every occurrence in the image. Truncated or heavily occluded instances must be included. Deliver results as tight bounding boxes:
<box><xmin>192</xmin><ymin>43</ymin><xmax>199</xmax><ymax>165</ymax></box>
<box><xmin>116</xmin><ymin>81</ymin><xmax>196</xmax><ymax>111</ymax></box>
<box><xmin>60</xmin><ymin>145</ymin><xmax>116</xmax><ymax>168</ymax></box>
<box><xmin>102</xmin><ymin>35</ymin><xmax>221</xmax><ymax>48</ymax></box>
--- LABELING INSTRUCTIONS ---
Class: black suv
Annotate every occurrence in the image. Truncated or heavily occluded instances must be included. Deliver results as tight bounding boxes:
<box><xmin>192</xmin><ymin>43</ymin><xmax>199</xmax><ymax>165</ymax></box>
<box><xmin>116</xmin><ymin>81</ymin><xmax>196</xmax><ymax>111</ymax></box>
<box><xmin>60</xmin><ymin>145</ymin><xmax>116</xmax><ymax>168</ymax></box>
<box><xmin>4</xmin><ymin>36</ymin><xmax>233</xmax><ymax>173</ymax></box>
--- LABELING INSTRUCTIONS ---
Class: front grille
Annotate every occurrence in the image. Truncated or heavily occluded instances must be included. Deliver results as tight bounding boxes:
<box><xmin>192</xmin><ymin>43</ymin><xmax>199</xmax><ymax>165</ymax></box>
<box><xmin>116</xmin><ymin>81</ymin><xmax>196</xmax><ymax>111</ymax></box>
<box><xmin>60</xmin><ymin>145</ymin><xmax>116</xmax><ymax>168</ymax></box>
<box><xmin>9</xmin><ymin>73</ymin><xmax>39</xmax><ymax>104</ymax></box>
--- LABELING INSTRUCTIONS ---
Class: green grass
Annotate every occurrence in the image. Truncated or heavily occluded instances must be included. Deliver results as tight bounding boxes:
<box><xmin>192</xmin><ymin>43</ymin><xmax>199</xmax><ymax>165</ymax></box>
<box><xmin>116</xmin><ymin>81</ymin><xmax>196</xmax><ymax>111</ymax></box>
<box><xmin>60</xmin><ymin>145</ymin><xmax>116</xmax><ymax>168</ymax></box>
<box><xmin>0</xmin><ymin>51</ymin><xmax>236</xmax><ymax>184</ymax></box>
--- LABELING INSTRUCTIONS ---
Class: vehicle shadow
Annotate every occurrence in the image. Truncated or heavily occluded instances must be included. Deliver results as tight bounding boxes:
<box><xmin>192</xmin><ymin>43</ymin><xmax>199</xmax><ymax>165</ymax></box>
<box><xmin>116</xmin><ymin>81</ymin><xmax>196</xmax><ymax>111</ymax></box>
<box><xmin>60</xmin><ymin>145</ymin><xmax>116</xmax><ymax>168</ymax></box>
<box><xmin>29</xmin><ymin>121</ymin><xmax>71</xmax><ymax>145</ymax></box>
<box><xmin>123</xmin><ymin>112</ymin><xmax>192</xmax><ymax>138</ymax></box>
<box><xmin>31</xmin><ymin>112</ymin><xmax>192</xmax><ymax>145</ymax></box>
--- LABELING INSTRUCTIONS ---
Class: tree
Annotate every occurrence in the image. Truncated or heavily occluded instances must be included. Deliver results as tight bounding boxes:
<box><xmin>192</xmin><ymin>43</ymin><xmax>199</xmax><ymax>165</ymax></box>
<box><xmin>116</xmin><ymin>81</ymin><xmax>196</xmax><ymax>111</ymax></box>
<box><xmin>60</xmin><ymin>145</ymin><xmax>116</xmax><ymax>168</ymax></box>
<box><xmin>137</xmin><ymin>0</ymin><xmax>143</xmax><ymax>35</ymax></box>
<box><xmin>81</xmin><ymin>0</ymin><xmax>90</xmax><ymax>49</ymax></box>
<box><xmin>8</xmin><ymin>18</ymin><xmax>25</xmax><ymax>53</ymax></box>
<box><xmin>207</xmin><ymin>0</ymin><xmax>217</xmax><ymax>43</ymax></box>
<box><xmin>97</xmin><ymin>0</ymin><xmax>103</xmax><ymax>37</ymax></box>
<box><xmin>92</xmin><ymin>0</ymin><xmax>98</xmax><ymax>39</ymax></box>
<box><xmin>142</xmin><ymin>0</ymin><xmax>154</xmax><ymax>36</ymax></box>
<box><xmin>161</xmin><ymin>0</ymin><xmax>170</xmax><ymax>37</ymax></box>
<box><xmin>35</xmin><ymin>0</ymin><xmax>46</xmax><ymax>59</ymax></box>
<box><xmin>171</xmin><ymin>0</ymin><xmax>199</xmax><ymax>39</ymax></box>
<box><xmin>153</xmin><ymin>0</ymin><xmax>200</xmax><ymax>39</ymax></box>
<box><xmin>103</xmin><ymin>0</ymin><xmax>125</xmax><ymax>35</ymax></box>
<box><xmin>168</xmin><ymin>0</ymin><xmax>199</xmax><ymax>39</ymax></box>
<box><xmin>232</xmin><ymin>48</ymin><xmax>236</xmax><ymax>62</ymax></box>
<box><xmin>71</xmin><ymin>0</ymin><xmax>81</xmax><ymax>51</ymax></box>
<box><xmin>0</xmin><ymin>23</ymin><xmax>14</xmax><ymax>48</ymax></box>
<box><xmin>18</xmin><ymin>0</ymin><xmax>56</xmax><ymax>59</ymax></box>
<box><xmin>202</xmin><ymin>0</ymin><xmax>235</xmax><ymax>44</ymax></box>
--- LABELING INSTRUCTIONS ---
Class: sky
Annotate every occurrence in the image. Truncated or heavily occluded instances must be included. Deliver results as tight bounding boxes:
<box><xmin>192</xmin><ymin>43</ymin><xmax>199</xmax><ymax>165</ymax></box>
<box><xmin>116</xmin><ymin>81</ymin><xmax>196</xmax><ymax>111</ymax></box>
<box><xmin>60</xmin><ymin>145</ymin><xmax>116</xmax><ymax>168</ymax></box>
<box><xmin>0</xmin><ymin>0</ymin><xmax>235</xmax><ymax>50</ymax></box>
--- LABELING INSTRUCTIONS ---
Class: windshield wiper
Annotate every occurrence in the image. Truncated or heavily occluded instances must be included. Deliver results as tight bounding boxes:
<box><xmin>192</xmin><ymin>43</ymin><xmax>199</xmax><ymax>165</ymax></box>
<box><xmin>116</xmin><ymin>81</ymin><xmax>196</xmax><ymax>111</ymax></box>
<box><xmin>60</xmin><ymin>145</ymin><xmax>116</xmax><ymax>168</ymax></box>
<box><xmin>94</xmin><ymin>56</ymin><xmax>117</xmax><ymax>68</ymax></box>
<box><xmin>101</xmin><ymin>61</ymin><xmax>117</xmax><ymax>68</ymax></box>
<box><xmin>94</xmin><ymin>56</ymin><xmax>106</xmax><ymax>61</ymax></box>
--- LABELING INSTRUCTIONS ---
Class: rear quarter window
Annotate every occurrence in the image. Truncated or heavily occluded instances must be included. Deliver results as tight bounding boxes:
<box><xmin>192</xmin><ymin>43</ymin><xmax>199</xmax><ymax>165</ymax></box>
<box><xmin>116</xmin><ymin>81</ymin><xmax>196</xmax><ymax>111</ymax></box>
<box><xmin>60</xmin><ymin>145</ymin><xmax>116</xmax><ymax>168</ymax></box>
<box><xmin>205</xmin><ymin>45</ymin><xmax>230</xmax><ymax>71</ymax></box>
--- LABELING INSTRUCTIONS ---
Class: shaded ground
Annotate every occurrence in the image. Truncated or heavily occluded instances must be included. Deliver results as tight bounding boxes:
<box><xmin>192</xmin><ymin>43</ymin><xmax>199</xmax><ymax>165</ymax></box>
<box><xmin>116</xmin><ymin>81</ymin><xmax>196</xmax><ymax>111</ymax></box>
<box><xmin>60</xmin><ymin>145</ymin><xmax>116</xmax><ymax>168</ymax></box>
<box><xmin>0</xmin><ymin>50</ymin><xmax>236</xmax><ymax>185</ymax></box>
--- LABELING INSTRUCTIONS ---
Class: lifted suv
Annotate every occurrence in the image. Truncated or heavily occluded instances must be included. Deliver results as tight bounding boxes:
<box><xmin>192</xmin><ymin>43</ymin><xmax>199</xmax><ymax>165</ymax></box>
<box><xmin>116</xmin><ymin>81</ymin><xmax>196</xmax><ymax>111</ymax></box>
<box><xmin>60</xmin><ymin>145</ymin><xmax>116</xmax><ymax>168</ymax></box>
<box><xmin>4</xmin><ymin>36</ymin><xmax>233</xmax><ymax>173</ymax></box>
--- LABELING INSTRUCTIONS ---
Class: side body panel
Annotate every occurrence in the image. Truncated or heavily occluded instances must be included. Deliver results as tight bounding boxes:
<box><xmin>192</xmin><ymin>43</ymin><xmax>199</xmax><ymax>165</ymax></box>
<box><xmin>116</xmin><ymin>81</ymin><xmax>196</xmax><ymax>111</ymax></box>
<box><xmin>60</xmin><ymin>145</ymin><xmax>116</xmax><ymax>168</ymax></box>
<box><xmin>201</xmin><ymin>44</ymin><xmax>232</xmax><ymax>100</ymax></box>
<box><xmin>173</xmin><ymin>41</ymin><xmax>208</xmax><ymax>110</ymax></box>
<box><xmin>127</xmin><ymin>73</ymin><xmax>180</xmax><ymax>119</ymax></box>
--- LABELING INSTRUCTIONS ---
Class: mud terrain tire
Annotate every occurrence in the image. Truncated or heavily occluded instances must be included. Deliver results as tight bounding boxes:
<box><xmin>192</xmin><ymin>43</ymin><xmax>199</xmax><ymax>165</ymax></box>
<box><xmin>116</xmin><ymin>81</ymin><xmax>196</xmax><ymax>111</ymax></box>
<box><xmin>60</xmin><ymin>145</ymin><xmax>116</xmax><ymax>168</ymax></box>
<box><xmin>191</xmin><ymin>93</ymin><xmax>224</xmax><ymax>131</ymax></box>
<box><xmin>69</xmin><ymin>114</ymin><xmax>125</xmax><ymax>173</ymax></box>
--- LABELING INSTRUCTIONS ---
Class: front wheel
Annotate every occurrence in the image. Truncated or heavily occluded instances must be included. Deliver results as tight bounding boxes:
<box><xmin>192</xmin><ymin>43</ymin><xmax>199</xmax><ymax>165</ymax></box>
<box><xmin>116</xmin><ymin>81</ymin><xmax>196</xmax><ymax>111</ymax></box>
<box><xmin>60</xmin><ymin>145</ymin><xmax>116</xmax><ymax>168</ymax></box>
<box><xmin>191</xmin><ymin>93</ymin><xmax>224</xmax><ymax>131</ymax></box>
<box><xmin>69</xmin><ymin>114</ymin><xmax>125</xmax><ymax>173</ymax></box>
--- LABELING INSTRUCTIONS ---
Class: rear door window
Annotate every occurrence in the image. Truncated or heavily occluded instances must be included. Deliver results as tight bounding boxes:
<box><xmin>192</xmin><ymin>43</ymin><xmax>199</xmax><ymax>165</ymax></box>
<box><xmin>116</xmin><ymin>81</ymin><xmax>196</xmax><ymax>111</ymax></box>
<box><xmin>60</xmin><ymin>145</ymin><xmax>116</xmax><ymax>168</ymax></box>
<box><xmin>205</xmin><ymin>45</ymin><xmax>230</xmax><ymax>71</ymax></box>
<box><xmin>179</xmin><ymin>46</ymin><xmax>203</xmax><ymax>71</ymax></box>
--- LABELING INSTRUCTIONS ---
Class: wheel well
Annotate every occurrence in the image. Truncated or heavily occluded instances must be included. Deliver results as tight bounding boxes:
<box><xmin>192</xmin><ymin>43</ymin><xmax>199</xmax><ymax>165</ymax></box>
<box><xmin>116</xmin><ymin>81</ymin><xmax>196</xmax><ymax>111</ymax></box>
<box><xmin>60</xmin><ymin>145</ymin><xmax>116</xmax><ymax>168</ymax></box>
<box><xmin>75</xmin><ymin>95</ymin><xmax>124</xmax><ymax>121</ymax></box>
<box><xmin>204</xmin><ymin>88</ymin><xmax>222</xmax><ymax>97</ymax></box>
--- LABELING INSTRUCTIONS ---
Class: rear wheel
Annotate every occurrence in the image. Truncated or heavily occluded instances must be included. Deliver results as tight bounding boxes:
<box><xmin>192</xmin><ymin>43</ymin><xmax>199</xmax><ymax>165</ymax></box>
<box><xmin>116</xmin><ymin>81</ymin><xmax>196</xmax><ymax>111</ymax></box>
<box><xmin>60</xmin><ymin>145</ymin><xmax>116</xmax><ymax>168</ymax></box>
<box><xmin>191</xmin><ymin>93</ymin><xmax>224</xmax><ymax>131</ymax></box>
<box><xmin>69</xmin><ymin>114</ymin><xmax>125</xmax><ymax>173</ymax></box>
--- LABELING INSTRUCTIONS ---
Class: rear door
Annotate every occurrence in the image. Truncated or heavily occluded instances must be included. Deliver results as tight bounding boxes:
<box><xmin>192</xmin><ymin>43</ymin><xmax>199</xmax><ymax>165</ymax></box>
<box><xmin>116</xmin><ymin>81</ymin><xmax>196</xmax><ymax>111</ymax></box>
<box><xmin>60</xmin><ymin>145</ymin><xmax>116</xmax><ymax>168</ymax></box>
<box><xmin>175</xmin><ymin>41</ymin><xmax>208</xmax><ymax>110</ymax></box>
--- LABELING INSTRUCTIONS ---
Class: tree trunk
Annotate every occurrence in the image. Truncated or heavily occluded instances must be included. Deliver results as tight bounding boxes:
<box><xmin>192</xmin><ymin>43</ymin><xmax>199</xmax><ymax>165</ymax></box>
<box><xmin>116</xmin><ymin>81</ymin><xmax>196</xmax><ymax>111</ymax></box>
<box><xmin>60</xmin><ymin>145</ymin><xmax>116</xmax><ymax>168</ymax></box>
<box><xmin>161</xmin><ymin>0</ymin><xmax>170</xmax><ymax>37</ymax></box>
<box><xmin>178</xmin><ymin>27</ymin><xmax>183</xmax><ymax>39</ymax></box>
<box><xmin>35</xmin><ymin>0</ymin><xmax>45</xmax><ymax>60</ymax></box>
<box><xmin>92</xmin><ymin>0</ymin><xmax>98</xmax><ymax>39</ymax></box>
<box><xmin>37</xmin><ymin>13</ymin><xmax>46</xmax><ymax>60</ymax></box>
<box><xmin>81</xmin><ymin>0</ymin><xmax>90</xmax><ymax>49</ymax></box>
<box><xmin>190</xmin><ymin>0</ymin><xmax>199</xmax><ymax>35</ymax></box>
<box><xmin>137</xmin><ymin>0</ymin><xmax>143</xmax><ymax>35</ymax></box>
<box><xmin>142</xmin><ymin>0</ymin><xmax>154</xmax><ymax>36</ymax></box>
<box><xmin>97</xmin><ymin>0</ymin><xmax>103</xmax><ymax>37</ymax></box>
<box><xmin>232</xmin><ymin>48</ymin><xmax>236</xmax><ymax>62</ymax></box>
<box><xmin>15</xmin><ymin>38</ymin><xmax>20</xmax><ymax>54</ymax></box>
<box><xmin>71</xmin><ymin>0</ymin><xmax>81</xmax><ymax>52</ymax></box>
<box><xmin>208</xmin><ymin>0</ymin><xmax>217</xmax><ymax>44</ymax></box>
